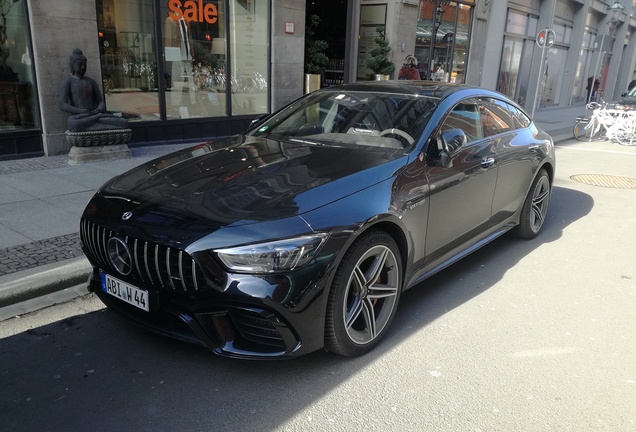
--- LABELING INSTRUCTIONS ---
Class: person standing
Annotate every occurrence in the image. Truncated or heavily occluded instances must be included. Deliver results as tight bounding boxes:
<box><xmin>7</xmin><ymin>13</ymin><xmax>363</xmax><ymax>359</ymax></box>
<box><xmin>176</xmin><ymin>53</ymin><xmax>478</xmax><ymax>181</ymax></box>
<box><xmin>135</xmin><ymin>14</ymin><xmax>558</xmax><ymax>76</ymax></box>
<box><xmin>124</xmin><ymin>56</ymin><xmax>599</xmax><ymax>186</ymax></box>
<box><xmin>398</xmin><ymin>55</ymin><xmax>420</xmax><ymax>80</ymax></box>
<box><xmin>586</xmin><ymin>76</ymin><xmax>600</xmax><ymax>103</ymax></box>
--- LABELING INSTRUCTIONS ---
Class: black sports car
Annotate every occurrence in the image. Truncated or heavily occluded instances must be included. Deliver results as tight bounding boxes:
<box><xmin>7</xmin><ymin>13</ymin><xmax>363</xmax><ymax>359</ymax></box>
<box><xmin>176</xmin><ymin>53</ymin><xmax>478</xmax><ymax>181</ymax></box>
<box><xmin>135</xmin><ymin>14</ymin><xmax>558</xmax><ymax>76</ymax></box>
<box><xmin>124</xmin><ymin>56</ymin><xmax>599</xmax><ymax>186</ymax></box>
<box><xmin>80</xmin><ymin>81</ymin><xmax>555</xmax><ymax>359</ymax></box>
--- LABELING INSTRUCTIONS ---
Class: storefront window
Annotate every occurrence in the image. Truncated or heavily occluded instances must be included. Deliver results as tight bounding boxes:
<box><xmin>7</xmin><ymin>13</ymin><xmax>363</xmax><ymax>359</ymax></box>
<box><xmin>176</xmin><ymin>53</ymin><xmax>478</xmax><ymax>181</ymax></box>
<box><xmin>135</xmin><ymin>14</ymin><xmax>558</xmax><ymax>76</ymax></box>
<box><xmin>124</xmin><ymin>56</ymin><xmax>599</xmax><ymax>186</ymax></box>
<box><xmin>229</xmin><ymin>0</ymin><xmax>268</xmax><ymax>115</ymax></box>
<box><xmin>415</xmin><ymin>1</ymin><xmax>473</xmax><ymax>83</ymax></box>
<box><xmin>573</xmin><ymin>30</ymin><xmax>595</xmax><ymax>103</ymax></box>
<box><xmin>498</xmin><ymin>38</ymin><xmax>523</xmax><ymax>98</ymax></box>
<box><xmin>96</xmin><ymin>0</ymin><xmax>160</xmax><ymax>122</ymax></box>
<box><xmin>499</xmin><ymin>11</ymin><xmax>541</xmax><ymax>107</ymax></box>
<box><xmin>541</xmin><ymin>46</ymin><xmax>567</xmax><ymax>106</ymax></box>
<box><xmin>161</xmin><ymin>0</ymin><xmax>227</xmax><ymax>119</ymax></box>
<box><xmin>0</xmin><ymin>0</ymin><xmax>39</xmax><ymax>131</ymax></box>
<box><xmin>97</xmin><ymin>0</ymin><xmax>269</xmax><ymax>124</ymax></box>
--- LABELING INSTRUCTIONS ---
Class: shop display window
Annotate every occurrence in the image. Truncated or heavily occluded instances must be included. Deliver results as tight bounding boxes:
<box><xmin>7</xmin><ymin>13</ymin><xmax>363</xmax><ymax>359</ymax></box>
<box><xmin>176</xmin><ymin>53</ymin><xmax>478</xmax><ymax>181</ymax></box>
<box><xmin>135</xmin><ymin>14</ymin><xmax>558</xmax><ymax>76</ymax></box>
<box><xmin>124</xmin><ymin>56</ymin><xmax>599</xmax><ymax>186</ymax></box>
<box><xmin>229</xmin><ymin>0</ymin><xmax>268</xmax><ymax>115</ymax></box>
<box><xmin>97</xmin><ymin>0</ymin><xmax>161</xmax><ymax>122</ymax></box>
<box><xmin>161</xmin><ymin>0</ymin><xmax>228</xmax><ymax>119</ymax></box>
<box><xmin>0</xmin><ymin>0</ymin><xmax>39</xmax><ymax>131</ymax></box>
<box><xmin>97</xmin><ymin>0</ymin><xmax>269</xmax><ymax>122</ymax></box>
<box><xmin>414</xmin><ymin>1</ymin><xmax>473</xmax><ymax>83</ymax></box>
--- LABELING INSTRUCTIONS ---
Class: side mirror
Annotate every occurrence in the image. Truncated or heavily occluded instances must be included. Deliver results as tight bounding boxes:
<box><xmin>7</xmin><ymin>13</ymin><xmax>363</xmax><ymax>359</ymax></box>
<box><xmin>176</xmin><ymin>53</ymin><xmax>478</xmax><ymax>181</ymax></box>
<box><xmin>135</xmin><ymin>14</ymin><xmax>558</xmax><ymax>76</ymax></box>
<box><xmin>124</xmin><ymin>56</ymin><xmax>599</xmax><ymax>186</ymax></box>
<box><xmin>439</xmin><ymin>128</ymin><xmax>467</xmax><ymax>168</ymax></box>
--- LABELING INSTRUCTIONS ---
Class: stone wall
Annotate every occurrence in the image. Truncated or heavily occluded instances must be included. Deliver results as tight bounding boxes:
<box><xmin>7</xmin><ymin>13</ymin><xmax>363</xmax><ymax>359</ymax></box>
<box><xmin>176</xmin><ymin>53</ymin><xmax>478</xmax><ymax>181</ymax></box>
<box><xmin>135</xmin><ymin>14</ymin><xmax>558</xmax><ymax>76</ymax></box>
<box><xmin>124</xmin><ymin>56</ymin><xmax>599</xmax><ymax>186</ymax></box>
<box><xmin>28</xmin><ymin>0</ymin><xmax>101</xmax><ymax>156</ymax></box>
<box><xmin>271</xmin><ymin>0</ymin><xmax>305</xmax><ymax>111</ymax></box>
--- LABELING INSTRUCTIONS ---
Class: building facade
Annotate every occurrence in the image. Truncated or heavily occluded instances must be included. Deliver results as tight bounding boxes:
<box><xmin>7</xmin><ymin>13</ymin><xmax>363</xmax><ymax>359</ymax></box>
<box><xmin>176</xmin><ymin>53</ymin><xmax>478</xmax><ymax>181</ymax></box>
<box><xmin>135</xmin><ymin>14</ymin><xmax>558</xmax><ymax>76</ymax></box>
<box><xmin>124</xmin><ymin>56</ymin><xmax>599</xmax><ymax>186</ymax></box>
<box><xmin>0</xmin><ymin>0</ymin><xmax>634</xmax><ymax>160</ymax></box>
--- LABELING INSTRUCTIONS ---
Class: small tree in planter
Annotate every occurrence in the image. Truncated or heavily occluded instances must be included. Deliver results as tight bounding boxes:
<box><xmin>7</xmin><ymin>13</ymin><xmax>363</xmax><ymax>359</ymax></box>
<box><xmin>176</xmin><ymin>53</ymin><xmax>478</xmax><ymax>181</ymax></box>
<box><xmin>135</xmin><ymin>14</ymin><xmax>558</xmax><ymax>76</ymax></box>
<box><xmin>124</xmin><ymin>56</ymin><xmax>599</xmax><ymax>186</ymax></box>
<box><xmin>304</xmin><ymin>14</ymin><xmax>329</xmax><ymax>92</ymax></box>
<box><xmin>366</xmin><ymin>25</ymin><xmax>395</xmax><ymax>80</ymax></box>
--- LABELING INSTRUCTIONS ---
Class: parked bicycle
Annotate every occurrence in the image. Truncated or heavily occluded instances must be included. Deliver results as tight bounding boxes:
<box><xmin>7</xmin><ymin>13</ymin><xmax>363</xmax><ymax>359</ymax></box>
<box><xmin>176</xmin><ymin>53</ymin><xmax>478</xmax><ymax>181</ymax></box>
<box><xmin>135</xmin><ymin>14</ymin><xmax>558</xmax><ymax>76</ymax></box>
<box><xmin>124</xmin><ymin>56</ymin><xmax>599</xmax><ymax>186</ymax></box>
<box><xmin>573</xmin><ymin>101</ymin><xmax>636</xmax><ymax>145</ymax></box>
<box><xmin>573</xmin><ymin>101</ymin><xmax>612</xmax><ymax>141</ymax></box>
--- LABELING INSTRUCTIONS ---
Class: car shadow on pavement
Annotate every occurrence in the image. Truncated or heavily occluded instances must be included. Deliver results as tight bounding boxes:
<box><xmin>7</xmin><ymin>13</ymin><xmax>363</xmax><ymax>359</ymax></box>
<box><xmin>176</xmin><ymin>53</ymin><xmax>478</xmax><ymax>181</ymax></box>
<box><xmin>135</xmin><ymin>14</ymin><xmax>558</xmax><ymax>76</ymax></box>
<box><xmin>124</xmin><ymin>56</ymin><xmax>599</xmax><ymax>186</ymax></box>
<box><xmin>0</xmin><ymin>186</ymin><xmax>593</xmax><ymax>432</ymax></box>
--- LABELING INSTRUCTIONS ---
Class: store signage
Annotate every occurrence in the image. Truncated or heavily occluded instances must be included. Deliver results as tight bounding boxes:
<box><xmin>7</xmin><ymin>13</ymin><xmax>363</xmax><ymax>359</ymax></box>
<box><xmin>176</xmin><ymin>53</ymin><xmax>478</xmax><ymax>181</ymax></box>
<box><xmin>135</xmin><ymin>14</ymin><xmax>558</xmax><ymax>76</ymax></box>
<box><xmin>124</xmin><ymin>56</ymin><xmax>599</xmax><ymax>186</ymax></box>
<box><xmin>168</xmin><ymin>0</ymin><xmax>218</xmax><ymax>24</ymax></box>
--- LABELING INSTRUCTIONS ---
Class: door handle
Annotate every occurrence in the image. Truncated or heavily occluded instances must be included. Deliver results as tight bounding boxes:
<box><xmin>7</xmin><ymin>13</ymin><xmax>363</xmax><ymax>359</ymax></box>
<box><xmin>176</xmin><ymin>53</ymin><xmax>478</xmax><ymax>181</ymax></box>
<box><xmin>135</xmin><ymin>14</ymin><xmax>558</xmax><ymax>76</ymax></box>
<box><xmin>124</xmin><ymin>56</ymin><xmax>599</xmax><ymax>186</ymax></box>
<box><xmin>481</xmin><ymin>157</ymin><xmax>495</xmax><ymax>168</ymax></box>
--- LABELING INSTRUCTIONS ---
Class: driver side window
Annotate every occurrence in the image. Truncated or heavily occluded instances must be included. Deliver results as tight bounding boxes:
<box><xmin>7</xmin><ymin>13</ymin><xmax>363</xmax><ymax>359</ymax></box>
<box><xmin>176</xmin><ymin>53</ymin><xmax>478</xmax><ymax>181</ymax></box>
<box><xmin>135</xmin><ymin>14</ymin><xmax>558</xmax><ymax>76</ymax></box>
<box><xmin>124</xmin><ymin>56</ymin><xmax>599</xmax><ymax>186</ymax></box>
<box><xmin>439</xmin><ymin>101</ymin><xmax>483</xmax><ymax>144</ymax></box>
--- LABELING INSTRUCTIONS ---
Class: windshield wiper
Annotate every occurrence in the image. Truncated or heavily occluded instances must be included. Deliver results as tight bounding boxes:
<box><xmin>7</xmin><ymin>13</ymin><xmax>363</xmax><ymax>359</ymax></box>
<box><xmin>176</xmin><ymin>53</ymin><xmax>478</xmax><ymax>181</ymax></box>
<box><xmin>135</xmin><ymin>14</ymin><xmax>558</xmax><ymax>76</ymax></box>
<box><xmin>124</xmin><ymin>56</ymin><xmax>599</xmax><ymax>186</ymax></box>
<box><xmin>289</xmin><ymin>138</ymin><xmax>324</xmax><ymax>146</ymax></box>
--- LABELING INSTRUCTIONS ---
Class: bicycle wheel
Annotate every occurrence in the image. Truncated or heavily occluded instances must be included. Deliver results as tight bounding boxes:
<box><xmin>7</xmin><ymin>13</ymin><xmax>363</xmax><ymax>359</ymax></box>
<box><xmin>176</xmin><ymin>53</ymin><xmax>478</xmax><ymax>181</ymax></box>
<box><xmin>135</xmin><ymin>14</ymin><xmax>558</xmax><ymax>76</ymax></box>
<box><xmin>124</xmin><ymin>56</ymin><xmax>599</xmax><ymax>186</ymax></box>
<box><xmin>615</xmin><ymin>118</ymin><xmax>636</xmax><ymax>146</ymax></box>
<box><xmin>573</xmin><ymin>118</ymin><xmax>590</xmax><ymax>141</ymax></box>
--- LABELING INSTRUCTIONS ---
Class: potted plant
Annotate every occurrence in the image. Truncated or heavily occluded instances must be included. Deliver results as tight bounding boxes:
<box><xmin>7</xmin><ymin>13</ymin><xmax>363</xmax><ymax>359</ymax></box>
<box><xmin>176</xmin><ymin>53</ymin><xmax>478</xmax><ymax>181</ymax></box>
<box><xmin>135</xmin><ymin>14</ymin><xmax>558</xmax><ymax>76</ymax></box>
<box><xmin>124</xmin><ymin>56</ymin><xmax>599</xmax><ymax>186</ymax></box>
<box><xmin>304</xmin><ymin>14</ymin><xmax>329</xmax><ymax>93</ymax></box>
<box><xmin>366</xmin><ymin>25</ymin><xmax>395</xmax><ymax>80</ymax></box>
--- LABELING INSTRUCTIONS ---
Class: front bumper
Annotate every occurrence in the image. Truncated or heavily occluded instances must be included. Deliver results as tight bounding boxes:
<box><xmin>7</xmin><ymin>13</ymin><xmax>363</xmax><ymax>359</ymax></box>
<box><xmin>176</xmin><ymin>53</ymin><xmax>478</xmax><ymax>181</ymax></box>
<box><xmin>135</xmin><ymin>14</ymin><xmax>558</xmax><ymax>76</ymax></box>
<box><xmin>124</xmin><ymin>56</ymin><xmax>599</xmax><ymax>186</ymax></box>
<box><xmin>88</xmin><ymin>263</ymin><xmax>331</xmax><ymax>359</ymax></box>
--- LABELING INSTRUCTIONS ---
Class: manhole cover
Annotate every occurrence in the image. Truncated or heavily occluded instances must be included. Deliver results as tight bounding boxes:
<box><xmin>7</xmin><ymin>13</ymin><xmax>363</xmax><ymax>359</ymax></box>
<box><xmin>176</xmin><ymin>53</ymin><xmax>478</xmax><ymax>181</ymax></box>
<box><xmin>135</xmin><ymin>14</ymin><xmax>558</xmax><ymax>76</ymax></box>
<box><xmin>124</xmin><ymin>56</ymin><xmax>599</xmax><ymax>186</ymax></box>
<box><xmin>570</xmin><ymin>174</ymin><xmax>636</xmax><ymax>189</ymax></box>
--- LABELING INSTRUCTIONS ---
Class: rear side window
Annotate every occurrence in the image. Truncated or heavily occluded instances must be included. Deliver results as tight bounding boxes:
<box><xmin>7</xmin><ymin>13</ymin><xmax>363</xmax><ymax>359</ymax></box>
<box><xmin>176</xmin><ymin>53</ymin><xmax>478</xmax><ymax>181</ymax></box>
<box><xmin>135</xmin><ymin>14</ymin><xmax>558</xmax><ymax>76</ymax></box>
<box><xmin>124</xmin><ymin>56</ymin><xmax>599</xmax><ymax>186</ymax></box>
<box><xmin>506</xmin><ymin>103</ymin><xmax>531</xmax><ymax>129</ymax></box>
<box><xmin>479</xmin><ymin>98</ymin><xmax>514</xmax><ymax>137</ymax></box>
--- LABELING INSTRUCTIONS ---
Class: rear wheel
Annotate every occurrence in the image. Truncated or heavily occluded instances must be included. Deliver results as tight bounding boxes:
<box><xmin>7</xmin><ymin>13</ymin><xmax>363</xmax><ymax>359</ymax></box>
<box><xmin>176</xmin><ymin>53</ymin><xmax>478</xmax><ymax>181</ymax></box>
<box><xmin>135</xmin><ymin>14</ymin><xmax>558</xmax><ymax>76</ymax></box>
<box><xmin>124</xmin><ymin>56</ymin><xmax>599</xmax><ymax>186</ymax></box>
<box><xmin>324</xmin><ymin>231</ymin><xmax>402</xmax><ymax>357</ymax></box>
<box><xmin>510</xmin><ymin>169</ymin><xmax>551</xmax><ymax>239</ymax></box>
<box><xmin>573</xmin><ymin>118</ymin><xmax>590</xmax><ymax>141</ymax></box>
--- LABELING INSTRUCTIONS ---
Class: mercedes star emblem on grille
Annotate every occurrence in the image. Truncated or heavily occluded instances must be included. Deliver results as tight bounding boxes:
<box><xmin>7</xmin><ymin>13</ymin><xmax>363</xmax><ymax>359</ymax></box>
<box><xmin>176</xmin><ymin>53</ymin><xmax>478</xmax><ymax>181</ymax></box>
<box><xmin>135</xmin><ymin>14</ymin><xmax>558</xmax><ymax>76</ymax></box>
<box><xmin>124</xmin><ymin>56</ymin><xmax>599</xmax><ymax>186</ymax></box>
<box><xmin>107</xmin><ymin>237</ymin><xmax>133</xmax><ymax>276</ymax></box>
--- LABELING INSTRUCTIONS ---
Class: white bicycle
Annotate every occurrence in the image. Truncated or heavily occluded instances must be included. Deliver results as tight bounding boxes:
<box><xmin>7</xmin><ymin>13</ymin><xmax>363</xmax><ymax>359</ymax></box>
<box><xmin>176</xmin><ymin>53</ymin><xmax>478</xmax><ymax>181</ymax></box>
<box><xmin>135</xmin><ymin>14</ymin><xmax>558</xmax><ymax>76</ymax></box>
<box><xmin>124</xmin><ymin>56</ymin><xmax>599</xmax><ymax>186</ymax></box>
<box><xmin>606</xmin><ymin>111</ymin><xmax>636</xmax><ymax>146</ymax></box>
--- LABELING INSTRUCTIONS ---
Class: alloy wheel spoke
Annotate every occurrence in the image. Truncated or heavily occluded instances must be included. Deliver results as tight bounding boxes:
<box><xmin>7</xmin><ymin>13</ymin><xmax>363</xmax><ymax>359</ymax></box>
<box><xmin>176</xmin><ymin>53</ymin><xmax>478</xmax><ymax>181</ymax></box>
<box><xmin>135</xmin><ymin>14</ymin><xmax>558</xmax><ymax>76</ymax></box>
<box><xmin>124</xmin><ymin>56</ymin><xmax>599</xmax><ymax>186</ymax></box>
<box><xmin>360</xmin><ymin>297</ymin><xmax>377</xmax><ymax>340</ymax></box>
<box><xmin>364</xmin><ymin>248</ymin><xmax>389</xmax><ymax>286</ymax></box>
<box><xmin>345</xmin><ymin>267</ymin><xmax>366</xmax><ymax>329</ymax></box>
<box><xmin>368</xmin><ymin>284</ymin><xmax>398</xmax><ymax>300</ymax></box>
<box><xmin>345</xmin><ymin>297</ymin><xmax>364</xmax><ymax>330</ymax></box>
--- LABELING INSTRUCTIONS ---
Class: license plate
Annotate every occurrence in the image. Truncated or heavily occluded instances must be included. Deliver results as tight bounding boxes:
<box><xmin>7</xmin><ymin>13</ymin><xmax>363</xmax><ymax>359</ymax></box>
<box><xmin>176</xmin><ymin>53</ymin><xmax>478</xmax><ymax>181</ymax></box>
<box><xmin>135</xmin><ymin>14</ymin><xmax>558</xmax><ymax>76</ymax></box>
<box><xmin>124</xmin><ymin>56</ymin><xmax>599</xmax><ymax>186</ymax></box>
<box><xmin>101</xmin><ymin>272</ymin><xmax>149</xmax><ymax>312</ymax></box>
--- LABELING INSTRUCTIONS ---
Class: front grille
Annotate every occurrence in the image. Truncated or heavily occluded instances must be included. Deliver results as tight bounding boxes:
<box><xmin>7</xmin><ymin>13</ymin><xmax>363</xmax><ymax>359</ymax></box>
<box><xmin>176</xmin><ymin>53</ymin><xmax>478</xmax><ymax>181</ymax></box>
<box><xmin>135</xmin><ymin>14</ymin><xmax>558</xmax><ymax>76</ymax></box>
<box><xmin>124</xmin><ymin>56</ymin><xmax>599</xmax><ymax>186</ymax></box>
<box><xmin>80</xmin><ymin>218</ymin><xmax>208</xmax><ymax>291</ymax></box>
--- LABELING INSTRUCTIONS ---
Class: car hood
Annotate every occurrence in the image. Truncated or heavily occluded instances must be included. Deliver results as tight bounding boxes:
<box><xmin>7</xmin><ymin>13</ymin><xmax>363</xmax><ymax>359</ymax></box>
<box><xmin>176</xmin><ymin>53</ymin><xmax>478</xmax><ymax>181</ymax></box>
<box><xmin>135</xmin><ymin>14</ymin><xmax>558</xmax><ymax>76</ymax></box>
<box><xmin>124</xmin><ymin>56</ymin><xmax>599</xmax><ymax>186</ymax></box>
<box><xmin>94</xmin><ymin>135</ymin><xmax>406</xmax><ymax>231</ymax></box>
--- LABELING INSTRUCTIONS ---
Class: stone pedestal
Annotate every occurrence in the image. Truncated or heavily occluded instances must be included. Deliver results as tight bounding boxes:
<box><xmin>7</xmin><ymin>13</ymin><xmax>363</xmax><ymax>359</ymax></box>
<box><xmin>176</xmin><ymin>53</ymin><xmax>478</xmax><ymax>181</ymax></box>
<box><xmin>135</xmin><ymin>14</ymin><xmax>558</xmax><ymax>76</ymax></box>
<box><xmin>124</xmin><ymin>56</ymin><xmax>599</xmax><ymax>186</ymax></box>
<box><xmin>66</xmin><ymin>128</ymin><xmax>133</xmax><ymax>165</ymax></box>
<box><xmin>68</xmin><ymin>144</ymin><xmax>132</xmax><ymax>165</ymax></box>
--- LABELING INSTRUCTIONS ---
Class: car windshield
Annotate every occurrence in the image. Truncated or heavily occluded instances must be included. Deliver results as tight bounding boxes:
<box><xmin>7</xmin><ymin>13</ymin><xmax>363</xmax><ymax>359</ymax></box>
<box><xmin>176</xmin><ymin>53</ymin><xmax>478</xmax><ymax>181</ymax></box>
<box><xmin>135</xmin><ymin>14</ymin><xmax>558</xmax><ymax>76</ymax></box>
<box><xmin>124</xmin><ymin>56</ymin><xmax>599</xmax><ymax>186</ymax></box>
<box><xmin>250</xmin><ymin>91</ymin><xmax>438</xmax><ymax>149</ymax></box>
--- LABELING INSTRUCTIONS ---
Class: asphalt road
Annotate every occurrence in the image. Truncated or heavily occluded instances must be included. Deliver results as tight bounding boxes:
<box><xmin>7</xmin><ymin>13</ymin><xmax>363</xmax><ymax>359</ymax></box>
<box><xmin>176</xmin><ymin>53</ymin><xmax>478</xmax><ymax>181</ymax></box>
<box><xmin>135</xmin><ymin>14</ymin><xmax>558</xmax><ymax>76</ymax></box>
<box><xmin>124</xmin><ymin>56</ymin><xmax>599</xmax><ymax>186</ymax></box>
<box><xmin>1</xmin><ymin>139</ymin><xmax>635</xmax><ymax>432</ymax></box>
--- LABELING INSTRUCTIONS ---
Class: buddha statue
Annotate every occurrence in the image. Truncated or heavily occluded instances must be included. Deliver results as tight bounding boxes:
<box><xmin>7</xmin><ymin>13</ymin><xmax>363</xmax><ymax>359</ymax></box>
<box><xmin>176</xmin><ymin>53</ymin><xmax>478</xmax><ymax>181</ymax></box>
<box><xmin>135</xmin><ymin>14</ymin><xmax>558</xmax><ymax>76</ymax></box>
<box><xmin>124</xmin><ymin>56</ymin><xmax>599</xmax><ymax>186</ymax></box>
<box><xmin>58</xmin><ymin>48</ymin><xmax>128</xmax><ymax>132</ymax></box>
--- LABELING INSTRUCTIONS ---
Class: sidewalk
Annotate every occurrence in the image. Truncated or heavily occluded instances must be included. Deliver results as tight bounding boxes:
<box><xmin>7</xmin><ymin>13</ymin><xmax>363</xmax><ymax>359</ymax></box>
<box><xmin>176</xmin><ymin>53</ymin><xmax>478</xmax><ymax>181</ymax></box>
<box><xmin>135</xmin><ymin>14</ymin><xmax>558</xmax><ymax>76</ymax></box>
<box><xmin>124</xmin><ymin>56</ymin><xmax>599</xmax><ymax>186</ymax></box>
<box><xmin>0</xmin><ymin>103</ymin><xmax>601</xmax><ymax>320</ymax></box>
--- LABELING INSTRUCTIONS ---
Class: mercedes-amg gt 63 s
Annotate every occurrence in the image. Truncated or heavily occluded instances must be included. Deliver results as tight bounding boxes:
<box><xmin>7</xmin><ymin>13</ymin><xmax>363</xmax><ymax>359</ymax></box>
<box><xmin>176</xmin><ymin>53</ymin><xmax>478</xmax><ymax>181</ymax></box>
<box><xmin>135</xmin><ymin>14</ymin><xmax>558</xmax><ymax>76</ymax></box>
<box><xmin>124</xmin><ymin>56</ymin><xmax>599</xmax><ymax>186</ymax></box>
<box><xmin>80</xmin><ymin>81</ymin><xmax>555</xmax><ymax>359</ymax></box>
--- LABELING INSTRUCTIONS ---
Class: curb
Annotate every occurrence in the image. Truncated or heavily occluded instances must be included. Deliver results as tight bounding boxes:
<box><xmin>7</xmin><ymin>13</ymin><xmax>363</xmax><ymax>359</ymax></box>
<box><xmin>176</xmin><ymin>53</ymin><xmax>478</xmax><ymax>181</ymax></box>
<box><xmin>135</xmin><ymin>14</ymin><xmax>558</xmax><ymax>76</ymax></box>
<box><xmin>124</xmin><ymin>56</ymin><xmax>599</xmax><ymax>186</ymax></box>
<box><xmin>552</xmin><ymin>133</ymin><xmax>572</xmax><ymax>145</ymax></box>
<box><xmin>0</xmin><ymin>257</ymin><xmax>92</xmax><ymax>308</ymax></box>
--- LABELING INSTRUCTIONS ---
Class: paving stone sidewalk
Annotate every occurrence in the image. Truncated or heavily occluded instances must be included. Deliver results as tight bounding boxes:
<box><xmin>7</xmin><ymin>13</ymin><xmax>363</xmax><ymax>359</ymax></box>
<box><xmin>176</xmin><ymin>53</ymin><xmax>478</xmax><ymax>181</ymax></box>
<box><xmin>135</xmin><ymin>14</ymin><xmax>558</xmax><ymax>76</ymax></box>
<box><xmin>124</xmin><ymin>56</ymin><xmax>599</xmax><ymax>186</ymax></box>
<box><xmin>0</xmin><ymin>233</ymin><xmax>82</xmax><ymax>276</ymax></box>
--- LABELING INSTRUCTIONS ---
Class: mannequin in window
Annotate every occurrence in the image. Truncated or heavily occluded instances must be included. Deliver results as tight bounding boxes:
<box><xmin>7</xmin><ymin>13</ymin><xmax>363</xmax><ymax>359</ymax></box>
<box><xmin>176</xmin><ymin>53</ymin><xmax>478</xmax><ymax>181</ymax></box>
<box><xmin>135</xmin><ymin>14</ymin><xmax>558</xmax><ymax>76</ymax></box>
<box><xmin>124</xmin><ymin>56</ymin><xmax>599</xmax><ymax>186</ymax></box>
<box><xmin>434</xmin><ymin>64</ymin><xmax>446</xmax><ymax>82</ymax></box>
<box><xmin>164</xmin><ymin>13</ymin><xmax>197</xmax><ymax>112</ymax></box>
<box><xmin>58</xmin><ymin>48</ymin><xmax>128</xmax><ymax>132</ymax></box>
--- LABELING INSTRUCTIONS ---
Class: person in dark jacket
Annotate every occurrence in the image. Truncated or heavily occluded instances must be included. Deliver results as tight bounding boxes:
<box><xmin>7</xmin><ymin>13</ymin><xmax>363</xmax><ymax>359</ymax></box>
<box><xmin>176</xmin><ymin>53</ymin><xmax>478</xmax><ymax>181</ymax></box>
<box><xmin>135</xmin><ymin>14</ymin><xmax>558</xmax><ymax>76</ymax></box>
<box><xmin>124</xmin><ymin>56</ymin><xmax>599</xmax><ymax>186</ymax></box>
<box><xmin>586</xmin><ymin>76</ymin><xmax>600</xmax><ymax>103</ymax></box>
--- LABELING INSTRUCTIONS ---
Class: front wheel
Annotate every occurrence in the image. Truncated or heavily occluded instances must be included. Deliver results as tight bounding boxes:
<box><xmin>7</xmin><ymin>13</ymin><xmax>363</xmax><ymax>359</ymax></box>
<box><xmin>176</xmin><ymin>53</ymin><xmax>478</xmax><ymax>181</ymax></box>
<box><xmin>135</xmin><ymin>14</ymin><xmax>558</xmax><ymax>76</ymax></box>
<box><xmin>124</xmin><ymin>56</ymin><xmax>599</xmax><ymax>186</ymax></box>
<box><xmin>324</xmin><ymin>231</ymin><xmax>402</xmax><ymax>357</ymax></box>
<box><xmin>510</xmin><ymin>169</ymin><xmax>551</xmax><ymax>239</ymax></box>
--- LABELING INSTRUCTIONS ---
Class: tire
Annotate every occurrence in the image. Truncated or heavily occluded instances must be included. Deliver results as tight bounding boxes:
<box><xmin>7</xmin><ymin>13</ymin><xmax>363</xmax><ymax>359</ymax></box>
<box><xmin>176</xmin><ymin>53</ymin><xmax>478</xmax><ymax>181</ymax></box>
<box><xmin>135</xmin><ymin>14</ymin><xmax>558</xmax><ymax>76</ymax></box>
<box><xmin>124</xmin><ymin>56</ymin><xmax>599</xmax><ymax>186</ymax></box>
<box><xmin>573</xmin><ymin>119</ymin><xmax>589</xmax><ymax>141</ymax></box>
<box><xmin>510</xmin><ymin>169</ymin><xmax>551</xmax><ymax>239</ymax></box>
<box><xmin>324</xmin><ymin>231</ymin><xmax>402</xmax><ymax>357</ymax></box>
<box><xmin>615</xmin><ymin>117</ymin><xmax>636</xmax><ymax>146</ymax></box>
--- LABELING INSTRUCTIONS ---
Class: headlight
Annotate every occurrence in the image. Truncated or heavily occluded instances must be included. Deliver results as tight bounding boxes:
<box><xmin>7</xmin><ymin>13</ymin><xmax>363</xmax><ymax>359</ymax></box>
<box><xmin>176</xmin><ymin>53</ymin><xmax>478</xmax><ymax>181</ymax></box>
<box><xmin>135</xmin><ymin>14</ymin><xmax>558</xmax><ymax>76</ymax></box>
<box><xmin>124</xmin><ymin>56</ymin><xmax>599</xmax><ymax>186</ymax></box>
<box><xmin>214</xmin><ymin>233</ymin><xmax>328</xmax><ymax>274</ymax></box>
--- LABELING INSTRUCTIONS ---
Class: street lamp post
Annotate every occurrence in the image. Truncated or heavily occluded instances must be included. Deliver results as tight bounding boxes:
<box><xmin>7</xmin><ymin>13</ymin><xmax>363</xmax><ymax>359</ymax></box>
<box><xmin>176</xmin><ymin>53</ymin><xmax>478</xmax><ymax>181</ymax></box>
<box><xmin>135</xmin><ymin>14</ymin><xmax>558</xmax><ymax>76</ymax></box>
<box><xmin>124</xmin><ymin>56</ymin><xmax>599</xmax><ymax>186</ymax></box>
<box><xmin>428</xmin><ymin>2</ymin><xmax>444</xmax><ymax>79</ymax></box>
